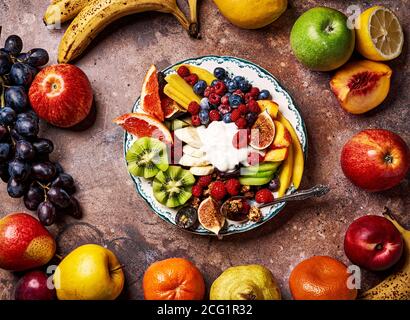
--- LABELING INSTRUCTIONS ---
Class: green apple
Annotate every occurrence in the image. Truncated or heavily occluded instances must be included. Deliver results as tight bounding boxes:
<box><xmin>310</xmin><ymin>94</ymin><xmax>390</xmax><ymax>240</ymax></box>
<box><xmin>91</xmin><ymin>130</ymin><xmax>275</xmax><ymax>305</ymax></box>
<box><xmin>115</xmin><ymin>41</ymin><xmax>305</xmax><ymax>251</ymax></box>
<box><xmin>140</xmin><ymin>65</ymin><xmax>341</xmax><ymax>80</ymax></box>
<box><xmin>290</xmin><ymin>7</ymin><xmax>355</xmax><ymax>71</ymax></box>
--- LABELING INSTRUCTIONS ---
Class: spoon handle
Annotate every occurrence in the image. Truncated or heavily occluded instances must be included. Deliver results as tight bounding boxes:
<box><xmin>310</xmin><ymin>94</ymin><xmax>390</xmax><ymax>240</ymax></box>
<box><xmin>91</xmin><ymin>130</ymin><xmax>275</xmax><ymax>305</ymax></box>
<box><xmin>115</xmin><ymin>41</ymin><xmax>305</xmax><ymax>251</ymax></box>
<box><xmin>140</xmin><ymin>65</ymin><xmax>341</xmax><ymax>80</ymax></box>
<box><xmin>258</xmin><ymin>185</ymin><xmax>330</xmax><ymax>209</ymax></box>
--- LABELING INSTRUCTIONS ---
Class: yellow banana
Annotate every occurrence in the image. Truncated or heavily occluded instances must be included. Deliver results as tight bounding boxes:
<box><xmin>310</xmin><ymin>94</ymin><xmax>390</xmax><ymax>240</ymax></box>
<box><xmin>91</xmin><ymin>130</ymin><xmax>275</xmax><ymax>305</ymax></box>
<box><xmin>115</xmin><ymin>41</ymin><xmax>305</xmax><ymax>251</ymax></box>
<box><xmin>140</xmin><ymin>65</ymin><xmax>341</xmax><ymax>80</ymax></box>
<box><xmin>44</xmin><ymin>0</ymin><xmax>93</xmax><ymax>25</ymax></box>
<box><xmin>360</xmin><ymin>208</ymin><xmax>410</xmax><ymax>300</ymax></box>
<box><xmin>186</xmin><ymin>0</ymin><xmax>199</xmax><ymax>37</ymax></box>
<box><xmin>58</xmin><ymin>0</ymin><xmax>192</xmax><ymax>63</ymax></box>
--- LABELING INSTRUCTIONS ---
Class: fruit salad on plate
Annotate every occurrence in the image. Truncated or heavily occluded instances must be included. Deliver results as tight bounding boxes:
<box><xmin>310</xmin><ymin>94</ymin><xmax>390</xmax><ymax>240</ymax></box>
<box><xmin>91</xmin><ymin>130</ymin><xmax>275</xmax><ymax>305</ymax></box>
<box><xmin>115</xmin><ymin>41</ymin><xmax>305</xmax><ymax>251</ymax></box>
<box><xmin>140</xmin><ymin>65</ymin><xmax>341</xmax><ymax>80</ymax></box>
<box><xmin>115</xmin><ymin>56</ymin><xmax>306</xmax><ymax>236</ymax></box>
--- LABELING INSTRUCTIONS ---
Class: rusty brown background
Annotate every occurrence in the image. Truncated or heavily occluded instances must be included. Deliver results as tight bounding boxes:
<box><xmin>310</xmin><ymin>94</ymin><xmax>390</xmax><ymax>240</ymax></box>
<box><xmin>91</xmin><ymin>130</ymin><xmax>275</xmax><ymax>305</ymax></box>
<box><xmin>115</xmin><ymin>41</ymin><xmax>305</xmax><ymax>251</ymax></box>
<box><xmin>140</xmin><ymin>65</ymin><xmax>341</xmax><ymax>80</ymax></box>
<box><xmin>0</xmin><ymin>0</ymin><xmax>409</xmax><ymax>300</ymax></box>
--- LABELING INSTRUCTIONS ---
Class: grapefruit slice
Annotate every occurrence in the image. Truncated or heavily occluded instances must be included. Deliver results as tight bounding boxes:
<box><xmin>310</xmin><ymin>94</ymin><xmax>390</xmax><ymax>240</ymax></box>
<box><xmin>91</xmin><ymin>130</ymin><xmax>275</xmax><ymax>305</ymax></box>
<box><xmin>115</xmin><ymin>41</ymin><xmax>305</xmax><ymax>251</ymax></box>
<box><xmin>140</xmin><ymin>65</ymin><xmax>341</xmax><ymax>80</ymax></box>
<box><xmin>249</xmin><ymin>110</ymin><xmax>276</xmax><ymax>150</ymax></box>
<box><xmin>113</xmin><ymin>113</ymin><xmax>173</xmax><ymax>144</ymax></box>
<box><xmin>141</xmin><ymin>65</ymin><xmax>164</xmax><ymax>122</ymax></box>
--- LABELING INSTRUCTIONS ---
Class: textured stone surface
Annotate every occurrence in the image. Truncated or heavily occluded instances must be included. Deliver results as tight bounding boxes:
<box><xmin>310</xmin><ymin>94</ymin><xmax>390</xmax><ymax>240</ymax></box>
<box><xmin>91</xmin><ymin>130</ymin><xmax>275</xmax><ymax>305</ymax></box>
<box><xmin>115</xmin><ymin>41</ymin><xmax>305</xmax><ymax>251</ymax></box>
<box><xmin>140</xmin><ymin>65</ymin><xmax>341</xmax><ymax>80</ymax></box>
<box><xmin>0</xmin><ymin>0</ymin><xmax>409</xmax><ymax>300</ymax></box>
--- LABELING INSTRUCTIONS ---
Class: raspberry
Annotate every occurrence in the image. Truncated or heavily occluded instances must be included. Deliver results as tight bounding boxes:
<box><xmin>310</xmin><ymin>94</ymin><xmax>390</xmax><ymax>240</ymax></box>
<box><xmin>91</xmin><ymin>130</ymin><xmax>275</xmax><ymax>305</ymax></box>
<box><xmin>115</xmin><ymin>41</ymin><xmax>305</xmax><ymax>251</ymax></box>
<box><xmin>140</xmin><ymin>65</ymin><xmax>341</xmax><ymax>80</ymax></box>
<box><xmin>244</xmin><ymin>93</ymin><xmax>254</xmax><ymax>103</ymax></box>
<box><xmin>197</xmin><ymin>175</ymin><xmax>212</xmax><ymax>187</ymax></box>
<box><xmin>225</xmin><ymin>178</ymin><xmax>241</xmax><ymax>196</ymax></box>
<box><xmin>248</xmin><ymin>99</ymin><xmax>260</xmax><ymax>113</ymax></box>
<box><xmin>204</xmin><ymin>86</ymin><xmax>215</xmax><ymax>97</ymax></box>
<box><xmin>184</xmin><ymin>74</ymin><xmax>199</xmax><ymax>86</ymax></box>
<box><xmin>221</xmin><ymin>95</ymin><xmax>230</xmax><ymax>105</ymax></box>
<box><xmin>188</xmin><ymin>101</ymin><xmax>200</xmax><ymax>115</ymax></box>
<box><xmin>247</xmin><ymin>152</ymin><xmax>264</xmax><ymax>166</ymax></box>
<box><xmin>213</xmin><ymin>81</ymin><xmax>227</xmax><ymax>96</ymax></box>
<box><xmin>208</xmin><ymin>93</ymin><xmax>221</xmax><ymax>105</ymax></box>
<box><xmin>177</xmin><ymin>66</ymin><xmax>190</xmax><ymax>78</ymax></box>
<box><xmin>191</xmin><ymin>114</ymin><xmax>201</xmax><ymax>126</ymax></box>
<box><xmin>238</xmin><ymin>104</ymin><xmax>249</xmax><ymax>115</ymax></box>
<box><xmin>232</xmin><ymin>130</ymin><xmax>249</xmax><ymax>149</ymax></box>
<box><xmin>249</xmin><ymin>87</ymin><xmax>260</xmax><ymax>98</ymax></box>
<box><xmin>218</xmin><ymin>105</ymin><xmax>232</xmax><ymax>115</ymax></box>
<box><xmin>230</xmin><ymin>109</ymin><xmax>241</xmax><ymax>122</ymax></box>
<box><xmin>235</xmin><ymin>117</ymin><xmax>247</xmax><ymax>129</ymax></box>
<box><xmin>210</xmin><ymin>181</ymin><xmax>227</xmax><ymax>200</ymax></box>
<box><xmin>192</xmin><ymin>184</ymin><xmax>203</xmax><ymax>198</ymax></box>
<box><xmin>255</xmin><ymin>188</ymin><xmax>274</xmax><ymax>204</ymax></box>
<box><xmin>209</xmin><ymin>110</ymin><xmax>221</xmax><ymax>122</ymax></box>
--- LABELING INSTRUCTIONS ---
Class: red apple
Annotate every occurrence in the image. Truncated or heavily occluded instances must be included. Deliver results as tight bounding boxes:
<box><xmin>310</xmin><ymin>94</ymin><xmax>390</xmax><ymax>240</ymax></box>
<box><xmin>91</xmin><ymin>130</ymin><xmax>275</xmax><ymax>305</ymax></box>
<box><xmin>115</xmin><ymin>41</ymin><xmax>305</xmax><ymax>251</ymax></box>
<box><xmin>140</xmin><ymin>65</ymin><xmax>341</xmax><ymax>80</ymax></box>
<box><xmin>0</xmin><ymin>213</ymin><xmax>56</xmax><ymax>271</ymax></box>
<box><xmin>344</xmin><ymin>215</ymin><xmax>403</xmax><ymax>271</ymax></box>
<box><xmin>14</xmin><ymin>271</ymin><xmax>56</xmax><ymax>300</ymax></box>
<box><xmin>29</xmin><ymin>64</ymin><xmax>93</xmax><ymax>128</ymax></box>
<box><xmin>341</xmin><ymin>129</ymin><xmax>410</xmax><ymax>192</ymax></box>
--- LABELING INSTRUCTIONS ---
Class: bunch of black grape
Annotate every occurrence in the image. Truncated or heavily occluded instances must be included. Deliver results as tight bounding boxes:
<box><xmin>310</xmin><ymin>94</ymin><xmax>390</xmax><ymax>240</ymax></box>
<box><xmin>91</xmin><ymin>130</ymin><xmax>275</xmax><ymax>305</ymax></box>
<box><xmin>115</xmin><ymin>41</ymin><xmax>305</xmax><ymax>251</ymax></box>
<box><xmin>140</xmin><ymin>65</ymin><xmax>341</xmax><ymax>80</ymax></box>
<box><xmin>0</xmin><ymin>34</ymin><xmax>82</xmax><ymax>226</ymax></box>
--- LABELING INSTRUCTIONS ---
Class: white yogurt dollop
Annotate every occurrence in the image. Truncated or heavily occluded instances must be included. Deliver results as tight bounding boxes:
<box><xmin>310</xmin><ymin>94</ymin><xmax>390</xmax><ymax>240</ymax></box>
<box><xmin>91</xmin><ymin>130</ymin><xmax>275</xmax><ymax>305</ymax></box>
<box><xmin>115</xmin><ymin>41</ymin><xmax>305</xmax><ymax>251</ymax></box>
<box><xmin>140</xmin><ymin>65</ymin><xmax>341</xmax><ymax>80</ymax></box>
<box><xmin>196</xmin><ymin>121</ymin><xmax>248</xmax><ymax>172</ymax></box>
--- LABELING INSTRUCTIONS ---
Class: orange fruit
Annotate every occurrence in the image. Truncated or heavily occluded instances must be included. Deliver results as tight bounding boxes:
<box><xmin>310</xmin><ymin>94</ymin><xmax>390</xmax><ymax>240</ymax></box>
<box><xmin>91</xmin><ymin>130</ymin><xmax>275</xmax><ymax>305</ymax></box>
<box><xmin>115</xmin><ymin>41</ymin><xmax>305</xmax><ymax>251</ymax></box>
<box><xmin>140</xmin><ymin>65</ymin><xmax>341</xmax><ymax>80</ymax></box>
<box><xmin>249</xmin><ymin>110</ymin><xmax>275</xmax><ymax>150</ymax></box>
<box><xmin>143</xmin><ymin>258</ymin><xmax>206</xmax><ymax>300</ymax></box>
<box><xmin>141</xmin><ymin>65</ymin><xmax>164</xmax><ymax>121</ymax></box>
<box><xmin>289</xmin><ymin>256</ymin><xmax>357</xmax><ymax>300</ymax></box>
<box><xmin>113</xmin><ymin>112</ymin><xmax>173</xmax><ymax>144</ymax></box>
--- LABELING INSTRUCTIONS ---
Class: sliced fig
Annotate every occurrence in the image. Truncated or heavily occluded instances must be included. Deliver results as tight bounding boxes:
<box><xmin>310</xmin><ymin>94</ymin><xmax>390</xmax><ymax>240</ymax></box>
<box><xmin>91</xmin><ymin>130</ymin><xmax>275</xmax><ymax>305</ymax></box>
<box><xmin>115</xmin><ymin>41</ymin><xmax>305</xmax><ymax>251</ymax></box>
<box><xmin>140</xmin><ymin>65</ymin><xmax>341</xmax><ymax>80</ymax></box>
<box><xmin>249</xmin><ymin>110</ymin><xmax>275</xmax><ymax>150</ymax></box>
<box><xmin>330</xmin><ymin>60</ymin><xmax>392</xmax><ymax>114</ymax></box>
<box><xmin>198</xmin><ymin>197</ymin><xmax>225</xmax><ymax>235</ymax></box>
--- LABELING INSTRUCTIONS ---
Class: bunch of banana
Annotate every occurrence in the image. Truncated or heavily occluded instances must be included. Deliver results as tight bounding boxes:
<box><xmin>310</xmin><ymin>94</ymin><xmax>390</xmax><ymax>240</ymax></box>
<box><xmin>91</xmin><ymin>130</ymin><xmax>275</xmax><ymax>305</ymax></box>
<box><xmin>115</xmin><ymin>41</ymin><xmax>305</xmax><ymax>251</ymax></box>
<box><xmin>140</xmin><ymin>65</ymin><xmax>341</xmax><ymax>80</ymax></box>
<box><xmin>173</xmin><ymin>127</ymin><xmax>214</xmax><ymax>176</ymax></box>
<box><xmin>360</xmin><ymin>208</ymin><xmax>410</xmax><ymax>300</ymax></box>
<box><xmin>43</xmin><ymin>0</ymin><xmax>199</xmax><ymax>63</ymax></box>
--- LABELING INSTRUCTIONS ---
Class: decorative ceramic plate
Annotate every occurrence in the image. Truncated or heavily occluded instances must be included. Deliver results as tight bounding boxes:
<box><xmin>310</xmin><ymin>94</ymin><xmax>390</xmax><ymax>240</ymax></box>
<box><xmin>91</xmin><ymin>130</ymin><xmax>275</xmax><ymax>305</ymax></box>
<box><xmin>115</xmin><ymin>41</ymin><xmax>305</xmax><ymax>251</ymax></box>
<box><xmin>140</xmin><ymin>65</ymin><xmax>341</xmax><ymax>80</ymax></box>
<box><xmin>124</xmin><ymin>56</ymin><xmax>308</xmax><ymax>236</ymax></box>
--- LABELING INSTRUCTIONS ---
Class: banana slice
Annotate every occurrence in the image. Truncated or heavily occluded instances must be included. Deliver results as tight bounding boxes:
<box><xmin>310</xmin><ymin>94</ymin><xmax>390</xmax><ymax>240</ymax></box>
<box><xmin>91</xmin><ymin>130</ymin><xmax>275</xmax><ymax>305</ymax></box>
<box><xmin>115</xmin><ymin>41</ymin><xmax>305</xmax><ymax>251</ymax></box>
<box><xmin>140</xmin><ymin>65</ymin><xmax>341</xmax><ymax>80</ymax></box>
<box><xmin>190</xmin><ymin>165</ymin><xmax>214</xmax><ymax>176</ymax></box>
<box><xmin>183</xmin><ymin>145</ymin><xmax>205</xmax><ymax>158</ymax></box>
<box><xmin>174</xmin><ymin>127</ymin><xmax>202</xmax><ymax>148</ymax></box>
<box><xmin>179</xmin><ymin>154</ymin><xmax>210</xmax><ymax>167</ymax></box>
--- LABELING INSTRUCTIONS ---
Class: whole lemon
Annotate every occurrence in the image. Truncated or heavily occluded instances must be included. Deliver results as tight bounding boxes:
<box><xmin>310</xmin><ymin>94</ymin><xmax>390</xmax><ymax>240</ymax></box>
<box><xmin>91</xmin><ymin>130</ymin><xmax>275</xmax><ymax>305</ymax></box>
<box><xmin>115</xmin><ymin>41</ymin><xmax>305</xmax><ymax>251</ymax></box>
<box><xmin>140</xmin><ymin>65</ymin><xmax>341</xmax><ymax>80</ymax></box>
<box><xmin>213</xmin><ymin>0</ymin><xmax>287</xmax><ymax>29</ymax></box>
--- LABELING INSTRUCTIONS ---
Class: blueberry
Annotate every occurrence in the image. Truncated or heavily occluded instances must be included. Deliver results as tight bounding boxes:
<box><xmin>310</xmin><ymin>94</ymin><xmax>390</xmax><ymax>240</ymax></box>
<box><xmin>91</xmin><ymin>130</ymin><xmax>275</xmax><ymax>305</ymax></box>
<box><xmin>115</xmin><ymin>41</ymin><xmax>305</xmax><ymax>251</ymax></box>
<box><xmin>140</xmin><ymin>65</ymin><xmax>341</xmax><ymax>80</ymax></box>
<box><xmin>223</xmin><ymin>77</ymin><xmax>231</xmax><ymax>86</ymax></box>
<box><xmin>227</xmin><ymin>80</ymin><xmax>238</xmax><ymax>93</ymax></box>
<box><xmin>229</xmin><ymin>94</ymin><xmax>243</xmax><ymax>107</ymax></box>
<box><xmin>223</xmin><ymin>113</ymin><xmax>232</xmax><ymax>123</ymax></box>
<box><xmin>238</xmin><ymin>80</ymin><xmax>251</xmax><ymax>93</ymax></box>
<box><xmin>213</xmin><ymin>67</ymin><xmax>226</xmax><ymax>80</ymax></box>
<box><xmin>5</xmin><ymin>86</ymin><xmax>28</xmax><ymax>113</ymax></box>
<box><xmin>233</xmin><ymin>76</ymin><xmax>245</xmax><ymax>83</ymax></box>
<box><xmin>198</xmin><ymin>110</ymin><xmax>209</xmax><ymax>125</ymax></box>
<box><xmin>10</xmin><ymin>63</ymin><xmax>37</xmax><ymax>87</ymax></box>
<box><xmin>0</xmin><ymin>107</ymin><xmax>16</xmax><ymax>125</ymax></box>
<box><xmin>193</xmin><ymin>80</ymin><xmax>207</xmax><ymax>96</ymax></box>
<box><xmin>258</xmin><ymin>89</ymin><xmax>271</xmax><ymax>100</ymax></box>
<box><xmin>199</xmin><ymin>98</ymin><xmax>210</xmax><ymax>111</ymax></box>
<box><xmin>246</xmin><ymin>112</ymin><xmax>258</xmax><ymax>126</ymax></box>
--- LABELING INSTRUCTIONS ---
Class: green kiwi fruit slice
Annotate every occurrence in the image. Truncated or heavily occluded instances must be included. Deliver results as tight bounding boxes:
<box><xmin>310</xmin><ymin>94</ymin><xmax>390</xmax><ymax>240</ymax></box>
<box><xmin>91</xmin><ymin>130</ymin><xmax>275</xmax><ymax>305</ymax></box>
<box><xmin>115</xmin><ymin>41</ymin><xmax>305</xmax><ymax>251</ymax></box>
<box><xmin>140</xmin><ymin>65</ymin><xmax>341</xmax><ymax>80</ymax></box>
<box><xmin>153</xmin><ymin>166</ymin><xmax>195</xmax><ymax>208</ymax></box>
<box><xmin>126</xmin><ymin>137</ymin><xmax>169</xmax><ymax>179</ymax></box>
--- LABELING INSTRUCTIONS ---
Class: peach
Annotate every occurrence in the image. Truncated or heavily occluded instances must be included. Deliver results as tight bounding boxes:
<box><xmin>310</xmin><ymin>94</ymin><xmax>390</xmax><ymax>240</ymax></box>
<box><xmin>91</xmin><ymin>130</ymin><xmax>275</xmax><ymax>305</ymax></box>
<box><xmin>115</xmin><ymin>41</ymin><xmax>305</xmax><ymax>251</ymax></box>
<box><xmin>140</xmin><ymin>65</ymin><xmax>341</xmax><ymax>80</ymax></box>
<box><xmin>265</xmin><ymin>147</ymin><xmax>289</xmax><ymax>162</ymax></box>
<box><xmin>271</xmin><ymin>120</ymin><xmax>292</xmax><ymax>149</ymax></box>
<box><xmin>330</xmin><ymin>60</ymin><xmax>392</xmax><ymax>114</ymax></box>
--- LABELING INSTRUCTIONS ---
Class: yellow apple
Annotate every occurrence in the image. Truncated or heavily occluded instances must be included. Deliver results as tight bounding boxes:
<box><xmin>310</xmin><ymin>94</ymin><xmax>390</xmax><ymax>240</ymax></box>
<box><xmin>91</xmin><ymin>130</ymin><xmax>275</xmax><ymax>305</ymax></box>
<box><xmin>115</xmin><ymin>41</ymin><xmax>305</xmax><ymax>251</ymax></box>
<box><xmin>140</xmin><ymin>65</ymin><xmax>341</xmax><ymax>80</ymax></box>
<box><xmin>54</xmin><ymin>244</ymin><xmax>124</xmax><ymax>300</ymax></box>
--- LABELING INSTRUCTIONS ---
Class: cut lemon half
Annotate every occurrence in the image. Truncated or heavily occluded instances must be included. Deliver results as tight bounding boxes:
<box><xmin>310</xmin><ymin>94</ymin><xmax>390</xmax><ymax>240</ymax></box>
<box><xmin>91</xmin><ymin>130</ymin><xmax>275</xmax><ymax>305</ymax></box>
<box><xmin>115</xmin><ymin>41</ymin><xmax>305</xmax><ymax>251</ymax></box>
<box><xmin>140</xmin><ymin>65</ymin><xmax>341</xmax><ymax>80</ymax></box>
<box><xmin>356</xmin><ymin>6</ymin><xmax>404</xmax><ymax>61</ymax></box>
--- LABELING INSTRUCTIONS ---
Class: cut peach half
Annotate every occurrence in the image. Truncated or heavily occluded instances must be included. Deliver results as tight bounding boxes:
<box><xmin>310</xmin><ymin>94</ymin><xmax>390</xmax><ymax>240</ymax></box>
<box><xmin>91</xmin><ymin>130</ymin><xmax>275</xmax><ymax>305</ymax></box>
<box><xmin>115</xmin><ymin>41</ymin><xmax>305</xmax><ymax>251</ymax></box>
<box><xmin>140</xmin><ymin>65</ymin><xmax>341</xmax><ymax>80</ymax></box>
<box><xmin>257</xmin><ymin>100</ymin><xmax>279</xmax><ymax>119</ymax></box>
<box><xmin>265</xmin><ymin>147</ymin><xmax>289</xmax><ymax>162</ymax></box>
<box><xmin>330</xmin><ymin>60</ymin><xmax>392</xmax><ymax>114</ymax></box>
<box><xmin>271</xmin><ymin>120</ymin><xmax>292</xmax><ymax>149</ymax></box>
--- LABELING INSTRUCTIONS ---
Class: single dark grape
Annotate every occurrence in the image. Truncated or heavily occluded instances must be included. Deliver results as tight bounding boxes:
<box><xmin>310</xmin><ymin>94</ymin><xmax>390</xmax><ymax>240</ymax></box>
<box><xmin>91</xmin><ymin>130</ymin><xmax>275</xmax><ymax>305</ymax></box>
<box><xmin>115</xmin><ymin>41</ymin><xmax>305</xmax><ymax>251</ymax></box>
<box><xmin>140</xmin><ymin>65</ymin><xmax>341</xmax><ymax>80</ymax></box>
<box><xmin>31</xmin><ymin>162</ymin><xmax>56</xmax><ymax>182</ymax></box>
<box><xmin>10</xmin><ymin>128</ymin><xmax>25</xmax><ymax>141</ymax></box>
<box><xmin>0</xmin><ymin>107</ymin><xmax>17</xmax><ymax>125</ymax></box>
<box><xmin>0</xmin><ymin>162</ymin><xmax>10</xmax><ymax>182</ymax></box>
<box><xmin>7</xmin><ymin>178</ymin><xmax>26</xmax><ymax>198</ymax></box>
<box><xmin>4</xmin><ymin>35</ymin><xmax>23</xmax><ymax>55</ymax></box>
<box><xmin>47</xmin><ymin>187</ymin><xmax>71</xmax><ymax>208</ymax></box>
<box><xmin>0</xmin><ymin>143</ymin><xmax>11</xmax><ymax>162</ymax></box>
<box><xmin>37</xmin><ymin>201</ymin><xmax>56</xmax><ymax>226</ymax></box>
<box><xmin>24</xmin><ymin>183</ymin><xmax>45</xmax><ymax>210</ymax></box>
<box><xmin>26</xmin><ymin>49</ymin><xmax>49</xmax><ymax>67</ymax></box>
<box><xmin>51</xmin><ymin>173</ymin><xmax>74</xmax><ymax>190</ymax></box>
<box><xmin>17</xmin><ymin>110</ymin><xmax>38</xmax><ymax>122</ymax></box>
<box><xmin>0</xmin><ymin>125</ymin><xmax>8</xmax><ymax>141</ymax></box>
<box><xmin>15</xmin><ymin>140</ymin><xmax>36</xmax><ymax>161</ymax></box>
<box><xmin>8</xmin><ymin>160</ymin><xmax>30</xmax><ymax>182</ymax></box>
<box><xmin>4</xmin><ymin>86</ymin><xmax>28</xmax><ymax>113</ymax></box>
<box><xmin>33</xmin><ymin>138</ymin><xmax>54</xmax><ymax>154</ymax></box>
<box><xmin>59</xmin><ymin>197</ymin><xmax>82</xmax><ymax>219</ymax></box>
<box><xmin>268</xmin><ymin>177</ymin><xmax>280</xmax><ymax>192</ymax></box>
<box><xmin>9</xmin><ymin>63</ymin><xmax>37</xmax><ymax>87</ymax></box>
<box><xmin>15</xmin><ymin>116</ymin><xmax>39</xmax><ymax>138</ymax></box>
<box><xmin>0</xmin><ymin>52</ymin><xmax>12</xmax><ymax>75</ymax></box>
<box><xmin>54</xmin><ymin>162</ymin><xmax>64</xmax><ymax>174</ymax></box>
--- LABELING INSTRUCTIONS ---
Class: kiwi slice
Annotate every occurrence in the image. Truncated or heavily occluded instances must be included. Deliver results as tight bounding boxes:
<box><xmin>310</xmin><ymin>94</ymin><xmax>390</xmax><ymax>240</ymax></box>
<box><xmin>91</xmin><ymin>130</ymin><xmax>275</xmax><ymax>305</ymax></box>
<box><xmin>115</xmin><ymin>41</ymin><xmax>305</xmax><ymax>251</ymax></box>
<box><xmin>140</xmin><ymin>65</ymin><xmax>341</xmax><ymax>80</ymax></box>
<box><xmin>126</xmin><ymin>137</ymin><xmax>169</xmax><ymax>179</ymax></box>
<box><xmin>153</xmin><ymin>166</ymin><xmax>195</xmax><ymax>208</ymax></box>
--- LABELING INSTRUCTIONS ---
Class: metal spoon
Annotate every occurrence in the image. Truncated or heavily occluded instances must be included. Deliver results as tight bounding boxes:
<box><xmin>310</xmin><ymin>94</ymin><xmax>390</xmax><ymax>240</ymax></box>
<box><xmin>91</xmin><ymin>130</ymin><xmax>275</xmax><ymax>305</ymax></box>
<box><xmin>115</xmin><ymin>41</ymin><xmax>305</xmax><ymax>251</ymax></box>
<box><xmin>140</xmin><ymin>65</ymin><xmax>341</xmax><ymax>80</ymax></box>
<box><xmin>221</xmin><ymin>185</ymin><xmax>330</xmax><ymax>221</ymax></box>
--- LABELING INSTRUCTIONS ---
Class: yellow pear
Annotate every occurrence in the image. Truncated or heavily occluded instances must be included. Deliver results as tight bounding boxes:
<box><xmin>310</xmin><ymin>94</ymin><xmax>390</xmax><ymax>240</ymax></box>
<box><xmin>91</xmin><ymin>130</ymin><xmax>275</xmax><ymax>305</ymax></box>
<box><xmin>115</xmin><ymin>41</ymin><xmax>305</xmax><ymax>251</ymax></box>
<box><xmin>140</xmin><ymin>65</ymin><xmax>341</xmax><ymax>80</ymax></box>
<box><xmin>54</xmin><ymin>244</ymin><xmax>124</xmax><ymax>300</ymax></box>
<box><xmin>212</xmin><ymin>0</ymin><xmax>287</xmax><ymax>29</ymax></box>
